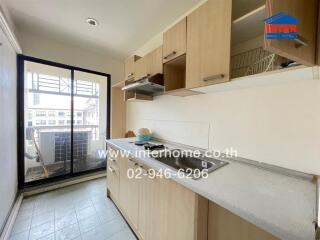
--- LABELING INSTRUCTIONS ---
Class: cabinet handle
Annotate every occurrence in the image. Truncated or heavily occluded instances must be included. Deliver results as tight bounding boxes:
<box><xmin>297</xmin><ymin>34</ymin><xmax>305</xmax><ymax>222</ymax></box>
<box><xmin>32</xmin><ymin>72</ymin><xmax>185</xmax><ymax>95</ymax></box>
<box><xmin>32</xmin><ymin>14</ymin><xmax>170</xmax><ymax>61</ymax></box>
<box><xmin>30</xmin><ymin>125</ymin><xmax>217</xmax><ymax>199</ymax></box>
<box><xmin>164</xmin><ymin>51</ymin><xmax>177</xmax><ymax>60</ymax></box>
<box><xmin>203</xmin><ymin>74</ymin><xmax>224</xmax><ymax>82</ymax></box>
<box><xmin>109</xmin><ymin>157</ymin><xmax>116</xmax><ymax>162</ymax></box>
<box><xmin>108</xmin><ymin>166</ymin><xmax>115</xmax><ymax>173</ymax></box>
<box><xmin>128</xmin><ymin>158</ymin><xmax>139</xmax><ymax>166</ymax></box>
<box><xmin>127</xmin><ymin>73</ymin><xmax>134</xmax><ymax>78</ymax></box>
<box><xmin>294</xmin><ymin>35</ymin><xmax>308</xmax><ymax>48</ymax></box>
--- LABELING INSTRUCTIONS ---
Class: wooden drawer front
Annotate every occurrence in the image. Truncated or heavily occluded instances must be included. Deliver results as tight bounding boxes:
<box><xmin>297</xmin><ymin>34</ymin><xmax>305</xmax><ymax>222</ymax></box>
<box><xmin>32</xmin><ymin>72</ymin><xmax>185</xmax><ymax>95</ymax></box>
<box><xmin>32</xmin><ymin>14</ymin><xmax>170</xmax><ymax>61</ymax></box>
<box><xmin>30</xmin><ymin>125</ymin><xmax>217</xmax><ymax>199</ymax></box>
<box><xmin>163</xmin><ymin>18</ymin><xmax>187</xmax><ymax>63</ymax></box>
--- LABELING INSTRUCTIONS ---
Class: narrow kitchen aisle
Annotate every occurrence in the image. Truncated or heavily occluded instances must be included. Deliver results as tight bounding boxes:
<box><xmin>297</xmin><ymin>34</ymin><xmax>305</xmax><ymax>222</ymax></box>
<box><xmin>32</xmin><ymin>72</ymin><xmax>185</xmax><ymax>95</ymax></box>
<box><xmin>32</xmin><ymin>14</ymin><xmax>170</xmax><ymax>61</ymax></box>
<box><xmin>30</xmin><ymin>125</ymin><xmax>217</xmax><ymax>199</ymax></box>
<box><xmin>10</xmin><ymin>178</ymin><xmax>136</xmax><ymax>240</ymax></box>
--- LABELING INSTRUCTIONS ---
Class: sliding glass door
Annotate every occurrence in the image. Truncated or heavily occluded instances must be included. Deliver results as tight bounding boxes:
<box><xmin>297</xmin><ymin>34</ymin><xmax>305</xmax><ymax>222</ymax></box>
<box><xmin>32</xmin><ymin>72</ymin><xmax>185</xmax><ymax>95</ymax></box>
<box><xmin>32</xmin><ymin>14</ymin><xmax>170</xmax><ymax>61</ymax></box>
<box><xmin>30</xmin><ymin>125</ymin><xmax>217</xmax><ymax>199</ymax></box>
<box><xmin>18</xmin><ymin>56</ymin><xmax>110</xmax><ymax>187</ymax></box>
<box><xmin>23</xmin><ymin>61</ymin><xmax>72</xmax><ymax>182</ymax></box>
<box><xmin>73</xmin><ymin>71</ymin><xmax>108</xmax><ymax>173</ymax></box>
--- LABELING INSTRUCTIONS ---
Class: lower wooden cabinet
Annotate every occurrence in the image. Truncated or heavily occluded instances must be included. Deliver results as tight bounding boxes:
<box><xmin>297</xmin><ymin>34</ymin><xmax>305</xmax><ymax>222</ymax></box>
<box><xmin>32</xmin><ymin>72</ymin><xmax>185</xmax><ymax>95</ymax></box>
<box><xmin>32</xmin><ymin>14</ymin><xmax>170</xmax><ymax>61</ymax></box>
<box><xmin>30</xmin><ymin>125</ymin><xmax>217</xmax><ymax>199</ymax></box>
<box><xmin>208</xmin><ymin>201</ymin><xmax>279</xmax><ymax>240</ymax></box>
<box><xmin>107</xmin><ymin>146</ymin><xmax>277</xmax><ymax>240</ymax></box>
<box><xmin>107</xmin><ymin>151</ymin><xmax>208</xmax><ymax>240</ymax></box>
<box><xmin>118</xmin><ymin>157</ymin><xmax>140</xmax><ymax>229</ymax></box>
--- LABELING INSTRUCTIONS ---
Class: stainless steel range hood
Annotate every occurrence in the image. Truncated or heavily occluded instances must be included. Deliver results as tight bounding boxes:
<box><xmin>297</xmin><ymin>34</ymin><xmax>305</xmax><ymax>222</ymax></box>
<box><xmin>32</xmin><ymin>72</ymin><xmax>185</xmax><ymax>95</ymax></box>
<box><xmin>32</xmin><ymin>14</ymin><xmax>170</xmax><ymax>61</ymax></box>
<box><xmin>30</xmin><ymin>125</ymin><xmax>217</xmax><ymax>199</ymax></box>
<box><xmin>122</xmin><ymin>73</ymin><xmax>164</xmax><ymax>95</ymax></box>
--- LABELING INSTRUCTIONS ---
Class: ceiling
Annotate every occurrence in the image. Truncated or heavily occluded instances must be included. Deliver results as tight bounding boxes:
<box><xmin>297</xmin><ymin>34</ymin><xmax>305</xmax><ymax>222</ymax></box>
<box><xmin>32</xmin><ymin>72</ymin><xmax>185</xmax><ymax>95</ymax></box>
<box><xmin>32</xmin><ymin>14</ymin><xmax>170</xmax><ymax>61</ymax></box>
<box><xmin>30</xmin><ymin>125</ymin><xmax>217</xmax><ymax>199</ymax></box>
<box><xmin>4</xmin><ymin>0</ymin><xmax>200</xmax><ymax>60</ymax></box>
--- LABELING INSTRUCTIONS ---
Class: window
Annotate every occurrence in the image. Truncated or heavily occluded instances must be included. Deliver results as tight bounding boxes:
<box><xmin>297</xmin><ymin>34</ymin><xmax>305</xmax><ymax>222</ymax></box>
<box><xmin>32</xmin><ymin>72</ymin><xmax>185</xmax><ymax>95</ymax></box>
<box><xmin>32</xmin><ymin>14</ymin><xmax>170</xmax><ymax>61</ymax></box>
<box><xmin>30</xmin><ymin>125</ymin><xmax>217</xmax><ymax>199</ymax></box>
<box><xmin>33</xmin><ymin>93</ymin><xmax>40</xmax><ymax>105</ymax></box>
<box><xmin>35</xmin><ymin>120</ymin><xmax>46</xmax><ymax>125</ymax></box>
<box><xmin>76</xmin><ymin>120</ymin><xmax>82</xmax><ymax>125</ymax></box>
<box><xmin>48</xmin><ymin>120</ymin><xmax>56</xmax><ymax>125</ymax></box>
<box><xmin>48</xmin><ymin>111</ymin><xmax>56</xmax><ymax>117</ymax></box>
<box><xmin>58</xmin><ymin>112</ymin><xmax>65</xmax><ymax>117</ymax></box>
<box><xmin>36</xmin><ymin>111</ymin><xmax>46</xmax><ymax>117</ymax></box>
<box><xmin>77</xmin><ymin>112</ymin><xmax>82</xmax><ymax>117</ymax></box>
<box><xmin>28</xmin><ymin>111</ymin><xmax>33</xmax><ymax>119</ymax></box>
<box><xmin>58</xmin><ymin>120</ymin><xmax>65</xmax><ymax>125</ymax></box>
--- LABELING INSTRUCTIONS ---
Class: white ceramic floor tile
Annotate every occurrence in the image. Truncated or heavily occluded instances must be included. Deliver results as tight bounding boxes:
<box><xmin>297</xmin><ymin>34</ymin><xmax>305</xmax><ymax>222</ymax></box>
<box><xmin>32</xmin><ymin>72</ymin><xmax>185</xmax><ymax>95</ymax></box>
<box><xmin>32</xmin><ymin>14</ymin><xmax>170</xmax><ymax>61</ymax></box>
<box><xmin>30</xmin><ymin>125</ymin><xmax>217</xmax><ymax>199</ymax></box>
<box><xmin>10</xmin><ymin>230</ymin><xmax>29</xmax><ymax>240</ymax></box>
<box><xmin>37</xmin><ymin>233</ymin><xmax>55</xmax><ymax>240</ymax></box>
<box><xmin>29</xmin><ymin>221</ymin><xmax>54</xmax><ymax>240</ymax></box>
<box><xmin>95</xmin><ymin>218</ymin><xmax>127</xmax><ymax>238</ymax></box>
<box><xmin>55</xmin><ymin>211</ymin><xmax>78</xmax><ymax>231</ymax></box>
<box><xmin>10</xmin><ymin>178</ymin><xmax>134</xmax><ymax>240</ymax></box>
<box><xmin>97</xmin><ymin>208</ymin><xmax>122</xmax><ymax>224</ymax></box>
<box><xmin>78</xmin><ymin>215</ymin><xmax>101</xmax><ymax>234</ymax></box>
<box><xmin>55</xmin><ymin>223</ymin><xmax>81</xmax><ymax>240</ymax></box>
<box><xmin>73</xmin><ymin>199</ymin><xmax>93</xmax><ymax>212</ymax></box>
<box><xmin>75</xmin><ymin>206</ymin><xmax>97</xmax><ymax>221</ymax></box>
<box><xmin>107</xmin><ymin>228</ymin><xmax>137</xmax><ymax>240</ymax></box>
<box><xmin>16</xmin><ymin>208</ymin><xmax>33</xmax><ymax>222</ymax></box>
<box><xmin>31</xmin><ymin>211</ymin><xmax>54</xmax><ymax>228</ymax></box>
<box><xmin>11</xmin><ymin>218</ymin><xmax>31</xmax><ymax>235</ymax></box>
<box><xmin>54</xmin><ymin>205</ymin><xmax>75</xmax><ymax>219</ymax></box>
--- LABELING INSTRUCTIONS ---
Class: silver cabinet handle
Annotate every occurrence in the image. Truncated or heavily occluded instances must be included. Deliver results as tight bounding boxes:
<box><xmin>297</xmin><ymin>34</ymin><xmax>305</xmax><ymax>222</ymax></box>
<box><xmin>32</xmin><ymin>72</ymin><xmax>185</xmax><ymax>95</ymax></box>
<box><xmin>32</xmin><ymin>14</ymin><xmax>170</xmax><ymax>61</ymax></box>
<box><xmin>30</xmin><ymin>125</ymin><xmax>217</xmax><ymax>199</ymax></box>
<box><xmin>164</xmin><ymin>51</ymin><xmax>177</xmax><ymax>60</ymax></box>
<box><xmin>127</xmin><ymin>73</ymin><xmax>134</xmax><ymax>78</ymax></box>
<box><xmin>109</xmin><ymin>158</ymin><xmax>116</xmax><ymax>162</ymax></box>
<box><xmin>203</xmin><ymin>74</ymin><xmax>224</xmax><ymax>82</ymax></box>
<box><xmin>294</xmin><ymin>35</ymin><xmax>308</xmax><ymax>48</ymax></box>
<box><xmin>108</xmin><ymin>166</ymin><xmax>115</xmax><ymax>173</ymax></box>
<box><xmin>128</xmin><ymin>158</ymin><xmax>138</xmax><ymax>166</ymax></box>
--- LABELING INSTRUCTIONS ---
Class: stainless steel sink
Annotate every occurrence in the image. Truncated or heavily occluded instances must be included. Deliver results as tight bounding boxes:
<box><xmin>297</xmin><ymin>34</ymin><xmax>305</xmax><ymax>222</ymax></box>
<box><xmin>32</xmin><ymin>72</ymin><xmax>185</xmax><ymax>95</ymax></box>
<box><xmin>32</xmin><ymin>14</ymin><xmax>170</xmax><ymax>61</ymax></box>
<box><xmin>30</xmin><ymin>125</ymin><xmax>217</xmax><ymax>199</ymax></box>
<box><xmin>153</xmin><ymin>149</ymin><xmax>228</xmax><ymax>179</ymax></box>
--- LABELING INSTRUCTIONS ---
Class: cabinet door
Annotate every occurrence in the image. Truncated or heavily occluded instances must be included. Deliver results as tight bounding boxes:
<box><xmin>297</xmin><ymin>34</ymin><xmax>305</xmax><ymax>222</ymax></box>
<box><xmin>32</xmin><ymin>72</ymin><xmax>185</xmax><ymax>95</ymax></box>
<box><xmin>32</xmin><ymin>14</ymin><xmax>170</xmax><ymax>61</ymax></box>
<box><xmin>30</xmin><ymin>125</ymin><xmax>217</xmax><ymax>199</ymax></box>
<box><xmin>118</xmin><ymin>157</ymin><xmax>139</xmax><ymax>229</ymax></box>
<box><xmin>146</xmin><ymin>46</ymin><xmax>163</xmax><ymax>76</ymax></box>
<box><xmin>107</xmin><ymin>164</ymin><xmax>119</xmax><ymax>201</ymax></box>
<box><xmin>134</xmin><ymin>57</ymin><xmax>147</xmax><ymax>80</ymax></box>
<box><xmin>150</xmin><ymin>176</ymin><xmax>169</xmax><ymax>240</ymax></box>
<box><xmin>125</xmin><ymin>55</ymin><xmax>140</xmax><ymax>80</ymax></box>
<box><xmin>163</xmin><ymin>18</ymin><xmax>187</xmax><ymax>63</ymax></box>
<box><xmin>208</xmin><ymin>201</ymin><xmax>278</xmax><ymax>240</ymax></box>
<box><xmin>138</xmin><ymin>169</ymin><xmax>154</xmax><ymax>240</ymax></box>
<box><xmin>186</xmin><ymin>0</ymin><xmax>232</xmax><ymax>89</ymax></box>
<box><xmin>264</xmin><ymin>0</ymin><xmax>317</xmax><ymax>66</ymax></box>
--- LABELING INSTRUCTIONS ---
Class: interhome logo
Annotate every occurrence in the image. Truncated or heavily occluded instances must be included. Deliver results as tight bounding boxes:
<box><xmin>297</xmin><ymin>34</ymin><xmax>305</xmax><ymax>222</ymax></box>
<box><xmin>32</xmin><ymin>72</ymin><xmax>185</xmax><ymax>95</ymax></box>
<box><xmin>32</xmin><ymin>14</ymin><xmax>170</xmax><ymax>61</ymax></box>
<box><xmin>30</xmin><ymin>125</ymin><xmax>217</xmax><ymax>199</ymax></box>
<box><xmin>264</xmin><ymin>12</ymin><xmax>300</xmax><ymax>40</ymax></box>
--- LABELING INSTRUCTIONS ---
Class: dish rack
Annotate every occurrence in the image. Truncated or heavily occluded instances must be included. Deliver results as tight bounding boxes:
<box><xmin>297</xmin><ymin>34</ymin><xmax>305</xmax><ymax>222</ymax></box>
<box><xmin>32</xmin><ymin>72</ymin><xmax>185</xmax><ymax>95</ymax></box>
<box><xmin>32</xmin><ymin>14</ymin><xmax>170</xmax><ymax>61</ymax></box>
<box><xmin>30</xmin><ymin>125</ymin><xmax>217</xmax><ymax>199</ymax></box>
<box><xmin>231</xmin><ymin>47</ymin><xmax>279</xmax><ymax>78</ymax></box>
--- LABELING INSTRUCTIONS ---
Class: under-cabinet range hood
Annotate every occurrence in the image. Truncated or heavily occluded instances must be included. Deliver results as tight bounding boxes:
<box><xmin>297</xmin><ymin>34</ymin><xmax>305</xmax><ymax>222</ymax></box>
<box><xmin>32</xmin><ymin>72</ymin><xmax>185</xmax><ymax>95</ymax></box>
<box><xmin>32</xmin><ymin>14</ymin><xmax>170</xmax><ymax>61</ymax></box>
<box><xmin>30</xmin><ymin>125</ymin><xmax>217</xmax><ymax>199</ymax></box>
<box><xmin>122</xmin><ymin>73</ymin><xmax>164</xmax><ymax>95</ymax></box>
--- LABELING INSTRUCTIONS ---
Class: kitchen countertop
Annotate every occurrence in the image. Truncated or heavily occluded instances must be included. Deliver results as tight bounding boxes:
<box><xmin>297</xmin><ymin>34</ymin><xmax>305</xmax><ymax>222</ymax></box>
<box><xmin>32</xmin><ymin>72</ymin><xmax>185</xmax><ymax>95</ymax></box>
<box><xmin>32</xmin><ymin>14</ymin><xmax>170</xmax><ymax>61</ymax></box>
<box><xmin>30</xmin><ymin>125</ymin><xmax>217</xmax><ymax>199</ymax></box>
<box><xmin>106</xmin><ymin>138</ymin><xmax>317</xmax><ymax>240</ymax></box>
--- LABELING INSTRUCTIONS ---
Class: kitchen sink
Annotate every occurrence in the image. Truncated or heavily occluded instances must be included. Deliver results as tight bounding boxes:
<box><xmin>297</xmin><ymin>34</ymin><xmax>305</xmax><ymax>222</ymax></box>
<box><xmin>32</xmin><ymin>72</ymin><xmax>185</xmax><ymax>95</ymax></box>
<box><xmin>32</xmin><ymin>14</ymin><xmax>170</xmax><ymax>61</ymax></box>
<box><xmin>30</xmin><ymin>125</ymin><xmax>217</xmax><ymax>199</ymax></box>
<box><xmin>153</xmin><ymin>149</ymin><xmax>228</xmax><ymax>179</ymax></box>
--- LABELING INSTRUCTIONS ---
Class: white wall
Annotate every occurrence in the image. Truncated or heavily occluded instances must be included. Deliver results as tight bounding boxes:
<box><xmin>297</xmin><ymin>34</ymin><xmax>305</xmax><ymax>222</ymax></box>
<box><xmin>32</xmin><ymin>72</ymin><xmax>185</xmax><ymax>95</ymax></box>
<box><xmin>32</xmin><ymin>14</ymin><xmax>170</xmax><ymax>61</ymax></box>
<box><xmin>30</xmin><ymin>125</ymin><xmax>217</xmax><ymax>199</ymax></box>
<box><xmin>0</xmin><ymin>25</ymin><xmax>18</xmax><ymax>231</ymax></box>
<box><xmin>127</xmin><ymin>71</ymin><xmax>320</xmax><ymax>175</ymax></box>
<box><xmin>127</xmin><ymin>2</ymin><xmax>320</xmax><ymax>175</ymax></box>
<box><xmin>17</xmin><ymin>29</ymin><xmax>124</xmax><ymax>84</ymax></box>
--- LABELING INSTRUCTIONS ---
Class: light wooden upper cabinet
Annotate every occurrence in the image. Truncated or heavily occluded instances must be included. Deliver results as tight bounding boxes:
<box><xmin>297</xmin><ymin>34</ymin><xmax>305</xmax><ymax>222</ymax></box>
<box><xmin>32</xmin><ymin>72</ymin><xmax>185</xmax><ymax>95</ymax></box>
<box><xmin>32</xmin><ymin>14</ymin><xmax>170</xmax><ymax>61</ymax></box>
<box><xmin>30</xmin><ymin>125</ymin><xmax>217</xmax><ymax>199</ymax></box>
<box><xmin>131</xmin><ymin>47</ymin><xmax>163</xmax><ymax>81</ymax></box>
<box><xmin>186</xmin><ymin>0</ymin><xmax>232</xmax><ymax>89</ymax></box>
<box><xmin>134</xmin><ymin>57</ymin><xmax>147</xmax><ymax>80</ymax></box>
<box><xmin>163</xmin><ymin>18</ymin><xmax>187</xmax><ymax>63</ymax></box>
<box><xmin>264</xmin><ymin>0</ymin><xmax>317</xmax><ymax>66</ymax></box>
<box><xmin>146</xmin><ymin>46</ymin><xmax>163</xmax><ymax>76</ymax></box>
<box><xmin>125</xmin><ymin>55</ymin><xmax>140</xmax><ymax>80</ymax></box>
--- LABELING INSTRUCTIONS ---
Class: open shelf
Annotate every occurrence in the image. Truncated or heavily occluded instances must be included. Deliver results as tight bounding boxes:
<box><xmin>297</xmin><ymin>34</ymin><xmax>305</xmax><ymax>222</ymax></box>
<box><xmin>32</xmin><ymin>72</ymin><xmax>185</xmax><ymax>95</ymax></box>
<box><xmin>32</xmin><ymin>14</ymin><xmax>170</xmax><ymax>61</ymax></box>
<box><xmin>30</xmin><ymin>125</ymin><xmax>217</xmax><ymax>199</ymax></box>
<box><xmin>124</xmin><ymin>91</ymin><xmax>153</xmax><ymax>101</ymax></box>
<box><xmin>164</xmin><ymin>54</ymin><xmax>186</xmax><ymax>92</ymax></box>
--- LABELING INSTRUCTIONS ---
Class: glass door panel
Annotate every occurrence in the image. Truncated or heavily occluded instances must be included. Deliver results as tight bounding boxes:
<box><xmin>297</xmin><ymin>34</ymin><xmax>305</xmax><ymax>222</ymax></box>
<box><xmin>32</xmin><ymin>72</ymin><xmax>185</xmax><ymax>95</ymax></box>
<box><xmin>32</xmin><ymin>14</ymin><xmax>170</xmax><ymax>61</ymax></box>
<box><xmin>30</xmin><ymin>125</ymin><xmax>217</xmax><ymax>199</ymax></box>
<box><xmin>24</xmin><ymin>61</ymin><xmax>72</xmax><ymax>182</ymax></box>
<box><xmin>73</xmin><ymin>71</ymin><xmax>108</xmax><ymax>173</ymax></box>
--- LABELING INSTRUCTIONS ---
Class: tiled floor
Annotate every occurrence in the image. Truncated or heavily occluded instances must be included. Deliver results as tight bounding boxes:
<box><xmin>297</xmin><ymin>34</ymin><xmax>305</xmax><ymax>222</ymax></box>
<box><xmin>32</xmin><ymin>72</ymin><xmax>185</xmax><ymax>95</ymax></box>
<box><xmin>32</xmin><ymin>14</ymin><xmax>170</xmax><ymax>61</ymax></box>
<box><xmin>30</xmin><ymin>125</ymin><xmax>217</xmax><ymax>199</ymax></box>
<box><xmin>10</xmin><ymin>177</ymin><xmax>137</xmax><ymax>240</ymax></box>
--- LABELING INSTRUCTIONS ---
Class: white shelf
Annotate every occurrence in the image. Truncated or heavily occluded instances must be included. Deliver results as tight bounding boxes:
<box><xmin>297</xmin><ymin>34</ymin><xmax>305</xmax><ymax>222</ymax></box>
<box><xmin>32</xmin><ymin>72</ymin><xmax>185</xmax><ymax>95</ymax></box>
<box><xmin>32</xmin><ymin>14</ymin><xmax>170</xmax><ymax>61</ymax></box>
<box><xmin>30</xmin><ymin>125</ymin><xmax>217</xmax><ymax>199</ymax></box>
<box><xmin>232</xmin><ymin>5</ymin><xmax>266</xmax><ymax>45</ymax></box>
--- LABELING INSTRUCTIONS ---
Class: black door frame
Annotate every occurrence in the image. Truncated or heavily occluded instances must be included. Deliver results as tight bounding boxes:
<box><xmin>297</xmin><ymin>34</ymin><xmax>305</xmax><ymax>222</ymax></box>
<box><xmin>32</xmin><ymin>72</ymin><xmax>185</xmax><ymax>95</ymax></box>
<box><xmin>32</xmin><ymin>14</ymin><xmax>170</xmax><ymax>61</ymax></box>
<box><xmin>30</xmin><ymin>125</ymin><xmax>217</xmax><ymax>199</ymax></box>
<box><xmin>17</xmin><ymin>55</ymin><xmax>111</xmax><ymax>189</ymax></box>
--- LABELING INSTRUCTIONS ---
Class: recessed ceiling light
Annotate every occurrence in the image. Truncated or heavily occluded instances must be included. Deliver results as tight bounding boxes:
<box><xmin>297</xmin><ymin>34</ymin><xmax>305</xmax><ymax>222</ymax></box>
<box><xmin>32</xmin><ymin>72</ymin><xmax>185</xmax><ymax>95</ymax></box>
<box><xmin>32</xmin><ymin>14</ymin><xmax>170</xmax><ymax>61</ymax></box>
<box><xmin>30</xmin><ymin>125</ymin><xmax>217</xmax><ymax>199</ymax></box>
<box><xmin>86</xmin><ymin>18</ymin><xmax>99</xmax><ymax>26</ymax></box>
